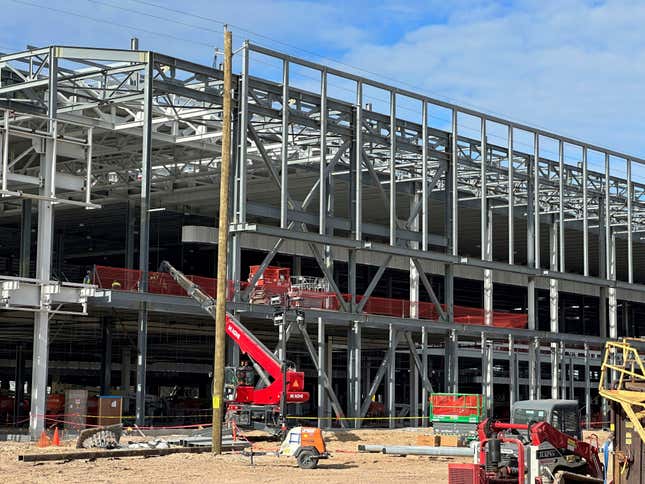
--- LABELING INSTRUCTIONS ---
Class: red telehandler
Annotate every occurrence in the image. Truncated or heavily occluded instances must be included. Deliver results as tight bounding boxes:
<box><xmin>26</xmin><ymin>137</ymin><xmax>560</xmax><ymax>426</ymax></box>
<box><xmin>159</xmin><ymin>261</ymin><xmax>309</xmax><ymax>433</ymax></box>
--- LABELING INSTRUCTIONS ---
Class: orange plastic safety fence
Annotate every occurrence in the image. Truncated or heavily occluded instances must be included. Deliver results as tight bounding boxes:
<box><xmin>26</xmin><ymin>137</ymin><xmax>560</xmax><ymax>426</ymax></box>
<box><xmin>93</xmin><ymin>265</ymin><xmax>527</xmax><ymax>328</ymax></box>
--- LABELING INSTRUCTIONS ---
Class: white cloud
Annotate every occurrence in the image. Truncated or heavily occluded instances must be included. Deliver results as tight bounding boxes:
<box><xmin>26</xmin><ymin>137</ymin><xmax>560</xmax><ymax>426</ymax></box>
<box><xmin>339</xmin><ymin>0</ymin><xmax>645</xmax><ymax>158</ymax></box>
<box><xmin>2</xmin><ymin>0</ymin><xmax>644</xmax><ymax>160</ymax></box>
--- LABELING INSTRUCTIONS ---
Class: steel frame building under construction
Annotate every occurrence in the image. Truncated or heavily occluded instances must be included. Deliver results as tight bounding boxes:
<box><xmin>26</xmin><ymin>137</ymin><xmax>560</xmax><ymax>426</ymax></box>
<box><xmin>1</xmin><ymin>41</ymin><xmax>644</xmax><ymax>438</ymax></box>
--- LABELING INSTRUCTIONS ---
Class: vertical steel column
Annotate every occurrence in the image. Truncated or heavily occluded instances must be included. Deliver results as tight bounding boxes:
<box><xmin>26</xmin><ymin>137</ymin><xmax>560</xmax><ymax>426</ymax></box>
<box><xmin>319</xmin><ymin>69</ymin><xmax>327</xmax><ymax>239</ymax></box>
<box><xmin>508</xmin><ymin>125</ymin><xmax>514</xmax><ymax>264</ymax></box>
<box><xmin>125</xmin><ymin>199</ymin><xmax>136</xmax><ymax>269</ymax></box>
<box><xmin>480</xmin><ymin>117</ymin><xmax>487</xmax><ymax>257</ymax></box>
<box><xmin>447</xmin><ymin>329</ymin><xmax>459</xmax><ymax>393</ymax></box>
<box><xmin>409</xmin><ymin>189</ymin><xmax>420</xmax><ymax>427</ymax></box>
<box><xmin>444</xmin><ymin>110</ymin><xmax>457</xmax><ymax>324</ymax></box>
<box><xmin>527</xmin><ymin>143</ymin><xmax>537</xmax><ymax>399</ymax></box>
<box><xmin>484</xmin><ymin>207</ymin><xmax>493</xmax><ymax>326</ymax></box>
<box><xmin>29</xmin><ymin>48</ymin><xmax>57</xmax><ymax>440</ymax></box>
<box><xmin>387</xmin><ymin>324</ymin><xmax>396</xmax><ymax>429</ymax></box>
<box><xmin>229</xmin><ymin>41</ymin><xmax>250</xmax><ymax>296</ymax></box>
<box><xmin>85</xmin><ymin>127</ymin><xmax>93</xmax><ymax>205</ymax></box>
<box><xmin>558</xmin><ymin>140</ymin><xmax>565</xmax><ymax>272</ymax></box>
<box><xmin>529</xmin><ymin>337</ymin><xmax>540</xmax><ymax>400</ymax></box>
<box><xmin>14</xmin><ymin>344</ymin><xmax>25</xmax><ymax>425</ymax></box>
<box><xmin>598</xmin><ymin>163</ymin><xmax>608</xmax><ymax>337</ymax></box>
<box><xmin>410</xmin><ymin>344</ymin><xmax>419</xmax><ymax>427</ymax></box>
<box><xmin>608</xmin><ymin>233</ymin><xmax>618</xmax><ymax>339</ymax></box>
<box><xmin>568</xmin><ymin>354</ymin><xmax>575</xmax><ymax>401</ymax></box>
<box><xmin>559</xmin><ymin>343</ymin><xmax>567</xmax><ymax>398</ymax></box>
<box><xmin>451</xmin><ymin>109</ymin><xmax>458</xmax><ymax>256</ymax></box>
<box><xmin>238</xmin><ymin>42</ymin><xmax>249</xmax><ymax>226</ymax></box>
<box><xmin>582</xmin><ymin>147</ymin><xmax>589</xmax><ymax>276</ymax></box>
<box><xmin>508</xmin><ymin>336</ymin><xmax>517</xmax><ymax>411</ymax></box>
<box><xmin>534</xmin><ymin>134</ymin><xmax>541</xmax><ymax>268</ymax></box>
<box><xmin>421</xmin><ymin>326</ymin><xmax>429</xmax><ymax>426</ymax></box>
<box><xmin>549</xmin><ymin>217</ymin><xmax>559</xmax><ymax>399</ymax></box>
<box><xmin>481</xmin><ymin>119</ymin><xmax>493</xmax><ymax>327</ymax></box>
<box><xmin>135</xmin><ymin>55</ymin><xmax>153</xmax><ymax>427</ymax></box>
<box><xmin>410</xmin><ymin>190</ymin><xmax>420</xmax><ymax>320</ymax></box>
<box><xmin>421</xmin><ymin>101</ymin><xmax>429</xmax><ymax>251</ymax></box>
<box><xmin>280</xmin><ymin>60</ymin><xmax>289</xmax><ymax>229</ymax></box>
<box><xmin>100</xmin><ymin>318</ymin><xmax>113</xmax><ymax>395</ymax></box>
<box><xmin>20</xmin><ymin>199</ymin><xmax>32</xmax><ymax>278</ymax></box>
<box><xmin>354</xmin><ymin>81</ymin><xmax>363</xmax><ymax>241</ymax></box>
<box><xmin>389</xmin><ymin>91</ymin><xmax>397</xmax><ymax>246</ymax></box>
<box><xmin>317</xmin><ymin>317</ymin><xmax>327</xmax><ymax>428</ymax></box>
<box><xmin>1</xmin><ymin>110</ymin><xmax>8</xmax><ymax>192</ymax></box>
<box><xmin>121</xmin><ymin>348</ymin><xmax>131</xmax><ymax>414</ymax></box>
<box><xmin>584</xmin><ymin>343</ymin><xmax>591</xmax><ymax>430</ymax></box>
<box><xmin>627</xmin><ymin>159</ymin><xmax>633</xmax><ymax>284</ymax></box>
<box><xmin>482</xmin><ymin>334</ymin><xmax>493</xmax><ymax>414</ymax></box>
<box><xmin>348</xmin><ymin>321</ymin><xmax>361</xmax><ymax>428</ymax></box>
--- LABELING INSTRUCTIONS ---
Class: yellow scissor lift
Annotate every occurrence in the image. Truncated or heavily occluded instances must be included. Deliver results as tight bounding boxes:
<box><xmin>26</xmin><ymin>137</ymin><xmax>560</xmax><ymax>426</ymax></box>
<box><xmin>599</xmin><ymin>338</ymin><xmax>645</xmax><ymax>482</ymax></box>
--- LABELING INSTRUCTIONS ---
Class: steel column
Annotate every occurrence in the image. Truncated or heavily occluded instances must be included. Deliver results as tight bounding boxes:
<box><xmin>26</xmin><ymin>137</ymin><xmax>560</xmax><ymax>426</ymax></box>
<box><xmin>348</xmin><ymin>321</ymin><xmax>361</xmax><ymax>427</ymax></box>
<box><xmin>14</xmin><ymin>344</ymin><xmax>25</xmax><ymax>425</ymax></box>
<box><xmin>582</xmin><ymin>147</ymin><xmax>589</xmax><ymax>276</ymax></box>
<box><xmin>558</xmin><ymin>140</ymin><xmax>565</xmax><ymax>272</ymax></box>
<box><xmin>29</xmin><ymin>48</ymin><xmax>57</xmax><ymax>439</ymax></box>
<box><xmin>387</xmin><ymin>324</ymin><xmax>396</xmax><ymax>429</ymax></box>
<box><xmin>389</xmin><ymin>91</ymin><xmax>396</xmax><ymax>246</ymax></box>
<box><xmin>584</xmin><ymin>344</ymin><xmax>591</xmax><ymax>430</ymax></box>
<box><xmin>508</xmin><ymin>125</ymin><xmax>514</xmax><ymax>264</ymax></box>
<box><xmin>280</xmin><ymin>60</ymin><xmax>289</xmax><ymax>228</ymax></box>
<box><xmin>121</xmin><ymin>348</ymin><xmax>131</xmax><ymax>414</ymax></box>
<box><xmin>135</xmin><ymin>55</ymin><xmax>153</xmax><ymax>427</ymax></box>
<box><xmin>627</xmin><ymin>159</ymin><xmax>633</xmax><ymax>284</ymax></box>
<box><xmin>549</xmin><ymin>218</ymin><xmax>559</xmax><ymax>399</ymax></box>
<box><xmin>354</xmin><ymin>81</ymin><xmax>363</xmax><ymax>241</ymax></box>
<box><xmin>317</xmin><ymin>317</ymin><xmax>327</xmax><ymax>428</ymax></box>
<box><xmin>19</xmin><ymin>199</ymin><xmax>32</xmax><ymax>278</ymax></box>
<box><xmin>533</xmin><ymin>133</ymin><xmax>541</xmax><ymax>268</ymax></box>
<box><xmin>451</xmin><ymin>109</ymin><xmax>458</xmax><ymax>256</ymax></box>
<box><xmin>421</xmin><ymin>326</ymin><xmax>429</xmax><ymax>426</ymax></box>
<box><xmin>100</xmin><ymin>318</ymin><xmax>113</xmax><ymax>395</ymax></box>
<box><xmin>125</xmin><ymin>199</ymin><xmax>136</xmax><ymax>269</ymax></box>
<box><xmin>421</xmin><ymin>101</ymin><xmax>429</xmax><ymax>251</ymax></box>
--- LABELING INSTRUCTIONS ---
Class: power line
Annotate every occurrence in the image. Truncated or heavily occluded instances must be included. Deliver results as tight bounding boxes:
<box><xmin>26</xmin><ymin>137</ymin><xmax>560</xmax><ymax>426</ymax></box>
<box><xmin>86</xmin><ymin>0</ymin><xmax>223</xmax><ymax>38</ymax></box>
<box><xmin>9</xmin><ymin>0</ymin><xmax>217</xmax><ymax>50</ymax></box>
<box><xmin>124</xmin><ymin>0</ymin><xmax>608</xmax><ymax>146</ymax></box>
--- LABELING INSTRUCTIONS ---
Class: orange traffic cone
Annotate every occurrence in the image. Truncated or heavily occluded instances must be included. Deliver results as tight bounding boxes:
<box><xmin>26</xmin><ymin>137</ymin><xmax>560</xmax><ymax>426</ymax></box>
<box><xmin>52</xmin><ymin>427</ymin><xmax>60</xmax><ymax>446</ymax></box>
<box><xmin>37</xmin><ymin>431</ymin><xmax>50</xmax><ymax>448</ymax></box>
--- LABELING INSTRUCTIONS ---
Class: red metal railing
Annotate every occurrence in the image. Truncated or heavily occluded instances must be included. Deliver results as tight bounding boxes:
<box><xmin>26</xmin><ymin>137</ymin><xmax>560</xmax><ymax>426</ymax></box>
<box><xmin>93</xmin><ymin>265</ymin><xmax>527</xmax><ymax>328</ymax></box>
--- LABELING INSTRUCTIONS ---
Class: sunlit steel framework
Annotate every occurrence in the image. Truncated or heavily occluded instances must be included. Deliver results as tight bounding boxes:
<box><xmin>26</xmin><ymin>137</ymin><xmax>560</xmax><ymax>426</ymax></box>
<box><xmin>1</xmin><ymin>42</ymin><xmax>644</xmax><ymax>436</ymax></box>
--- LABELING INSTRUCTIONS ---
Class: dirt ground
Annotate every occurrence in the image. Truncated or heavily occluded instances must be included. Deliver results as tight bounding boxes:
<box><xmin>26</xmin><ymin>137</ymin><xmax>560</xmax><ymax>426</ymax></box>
<box><xmin>0</xmin><ymin>428</ymin><xmax>470</xmax><ymax>484</ymax></box>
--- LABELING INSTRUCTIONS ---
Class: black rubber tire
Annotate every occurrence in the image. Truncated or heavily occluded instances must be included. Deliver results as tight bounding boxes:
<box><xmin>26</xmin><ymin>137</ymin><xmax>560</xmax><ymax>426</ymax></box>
<box><xmin>297</xmin><ymin>450</ymin><xmax>319</xmax><ymax>469</ymax></box>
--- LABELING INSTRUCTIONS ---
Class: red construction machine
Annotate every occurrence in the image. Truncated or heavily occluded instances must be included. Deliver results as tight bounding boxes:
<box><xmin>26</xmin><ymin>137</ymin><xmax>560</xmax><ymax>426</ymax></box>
<box><xmin>449</xmin><ymin>400</ymin><xmax>604</xmax><ymax>484</ymax></box>
<box><xmin>159</xmin><ymin>261</ymin><xmax>309</xmax><ymax>432</ymax></box>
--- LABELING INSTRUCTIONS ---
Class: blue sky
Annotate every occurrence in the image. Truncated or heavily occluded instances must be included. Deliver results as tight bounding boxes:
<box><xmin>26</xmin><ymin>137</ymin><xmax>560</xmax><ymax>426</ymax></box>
<box><xmin>2</xmin><ymin>0</ymin><xmax>644</xmax><ymax>166</ymax></box>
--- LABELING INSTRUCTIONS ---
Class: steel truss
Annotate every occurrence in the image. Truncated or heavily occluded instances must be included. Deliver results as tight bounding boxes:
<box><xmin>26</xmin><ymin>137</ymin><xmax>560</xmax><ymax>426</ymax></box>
<box><xmin>0</xmin><ymin>42</ymin><xmax>641</xmax><ymax>434</ymax></box>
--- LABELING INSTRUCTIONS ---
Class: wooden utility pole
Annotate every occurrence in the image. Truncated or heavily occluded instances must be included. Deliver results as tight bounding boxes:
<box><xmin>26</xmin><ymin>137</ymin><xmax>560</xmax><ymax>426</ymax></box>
<box><xmin>212</xmin><ymin>26</ymin><xmax>232</xmax><ymax>455</ymax></box>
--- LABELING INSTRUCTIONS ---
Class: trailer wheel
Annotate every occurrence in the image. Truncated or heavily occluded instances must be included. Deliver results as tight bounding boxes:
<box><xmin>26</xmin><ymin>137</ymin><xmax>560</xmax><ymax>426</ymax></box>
<box><xmin>297</xmin><ymin>449</ymin><xmax>318</xmax><ymax>469</ymax></box>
